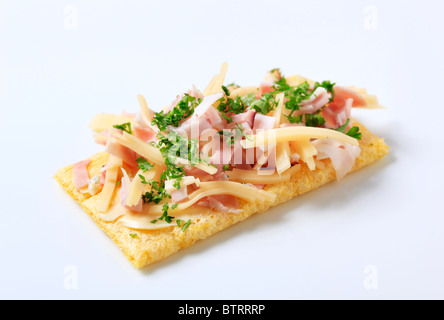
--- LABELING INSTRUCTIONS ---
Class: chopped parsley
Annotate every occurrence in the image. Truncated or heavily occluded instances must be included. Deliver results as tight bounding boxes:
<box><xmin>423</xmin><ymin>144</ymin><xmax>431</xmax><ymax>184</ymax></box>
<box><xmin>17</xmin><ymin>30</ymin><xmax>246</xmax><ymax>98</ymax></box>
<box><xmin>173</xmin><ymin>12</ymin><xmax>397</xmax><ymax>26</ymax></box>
<box><xmin>158</xmin><ymin>203</ymin><xmax>174</xmax><ymax>224</ymax></box>
<box><xmin>113</xmin><ymin>122</ymin><xmax>132</xmax><ymax>134</ymax></box>
<box><xmin>151</xmin><ymin>94</ymin><xmax>202</xmax><ymax>131</ymax></box>
<box><xmin>136</xmin><ymin>157</ymin><xmax>154</xmax><ymax>172</ymax></box>
<box><xmin>129</xmin><ymin>233</ymin><xmax>138</xmax><ymax>238</ymax></box>
<box><xmin>313</xmin><ymin>80</ymin><xmax>336</xmax><ymax>101</ymax></box>
<box><xmin>181</xmin><ymin>219</ymin><xmax>192</xmax><ymax>231</ymax></box>
<box><xmin>251</xmin><ymin>92</ymin><xmax>277</xmax><ymax>114</ymax></box>
<box><xmin>304</xmin><ymin>113</ymin><xmax>326</xmax><ymax>127</ymax></box>
<box><xmin>335</xmin><ymin>119</ymin><xmax>362</xmax><ymax>140</ymax></box>
<box><xmin>138</xmin><ymin>174</ymin><xmax>148</xmax><ymax>184</ymax></box>
<box><xmin>176</xmin><ymin>218</ymin><xmax>192</xmax><ymax>232</ymax></box>
<box><xmin>217</xmin><ymin>85</ymin><xmax>249</xmax><ymax>115</ymax></box>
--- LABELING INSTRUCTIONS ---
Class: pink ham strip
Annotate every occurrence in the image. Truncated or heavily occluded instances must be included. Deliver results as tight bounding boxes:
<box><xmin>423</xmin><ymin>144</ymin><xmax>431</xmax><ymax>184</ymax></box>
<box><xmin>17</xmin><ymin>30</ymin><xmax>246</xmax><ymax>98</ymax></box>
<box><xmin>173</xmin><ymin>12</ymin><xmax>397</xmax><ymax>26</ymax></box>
<box><xmin>333</xmin><ymin>86</ymin><xmax>367</xmax><ymax>107</ymax></box>
<box><xmin>133</xmin><ymin>125</ymin><xmax>157</xmax><ymax>143</ymax></box>
<box><xmin>198</xmin><ymin>195</ymin><xmax>241</xmax><ymax>214</ymax></box>
<box><xmin>73</xmin><ymin>159</ymin><xmax>91</xmax><ymax>190</ymax></box>
<box><xmin>231</xmin><ymin>109</ymin><xmax>256</xmax><ymax>128</ymax></box>
<box><xmin>170</xmin><ymin>187</ymin><xmax>189</xmax><ymax>203</ymax></box>
<box><xmin>259</xmin><ymin>82</ymin><xmax>274</xmax><ymax>95</ymax></box>
<box><xmin>312</xmin><ymin>139</ymin><xmax>361</xmax><ymax>180</ymax></box>
<box><xmin>105</xmin><ymin>139</ymin><xmax>138</xmax><ymax>167</ymax></box>
<box><xmin>253</xmin><ymin>113</ymin><xmax>275</xmax><ymax>132</ymax></box>
<box><xmin>297</xmin><ymin>87</ymin><xmax>331</xmax><ymax>115</ymax></box>
<box><xmin>321</xmin><ymin>98</ymin><xmax>353</xmax><ymax>129</ymax></box>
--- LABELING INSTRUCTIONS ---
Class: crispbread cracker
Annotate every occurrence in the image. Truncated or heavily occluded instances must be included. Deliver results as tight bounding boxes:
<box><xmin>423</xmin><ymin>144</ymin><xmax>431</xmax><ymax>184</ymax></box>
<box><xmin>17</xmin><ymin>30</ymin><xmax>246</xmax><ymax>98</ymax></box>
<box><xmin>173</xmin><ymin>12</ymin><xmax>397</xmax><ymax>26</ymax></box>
<box><xmin>54</xmin><ymin>121</ymin><xmax>388</xmax><ymax>268</ymax></box>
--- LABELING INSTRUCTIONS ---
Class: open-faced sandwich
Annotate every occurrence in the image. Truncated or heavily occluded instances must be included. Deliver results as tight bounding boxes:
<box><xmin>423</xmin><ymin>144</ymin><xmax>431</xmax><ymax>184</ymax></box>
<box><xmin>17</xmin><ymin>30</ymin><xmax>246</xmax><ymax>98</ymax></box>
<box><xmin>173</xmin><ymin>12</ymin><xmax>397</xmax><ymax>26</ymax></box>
<box><xmin>55</xmin><ymin>63</ymin><xmax>389</xmax><ymax>268</ymax></box>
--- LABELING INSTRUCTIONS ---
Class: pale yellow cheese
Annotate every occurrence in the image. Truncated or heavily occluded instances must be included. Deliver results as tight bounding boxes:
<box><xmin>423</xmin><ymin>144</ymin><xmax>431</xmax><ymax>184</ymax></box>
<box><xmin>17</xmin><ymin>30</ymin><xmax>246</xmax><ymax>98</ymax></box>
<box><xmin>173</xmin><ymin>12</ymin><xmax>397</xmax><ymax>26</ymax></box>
<box><xmin>229</xmin><ymin>86</ymin><xmax>259</xmax><ymax>99</ymax></box>
<box><xmin>273</xmin><ymin>93</ymin><xmax>285</xmax><ymax>128</ymax></box>
<box><xmin>109</xmin><ymin>131</ymin><xmax>164</xmax><ymax>165</ymax></box>
<box><xmin>95</xmin><ymin>156</ymin><xmax>122</xmax><ymax>213</ymax></box>
<box><xmin>137</xmin><ymin>94</ymin><xmax>156</xmax><ymax>126</ymax></box>
<box><xmin>203</xmin><ymin>62</ymin><xmax>229</xmax><ymax>96</ymax></box>
<box><xmin>227</xmin><ymin>164</ymin><xmax>301</xmax><ymax>184</ymax></box>
<box><xmin>148</xmin><ymin>181</ymin><xmax>277</xmax><ymax>214</ymax></box>
<box><xmin>285</xmin><ymin>74</ymin><xmax>315</xmax><ymax>86</ymax></box>
<box><xmin>89</xmin><ymin>113</ymin><xmax>135</xmax><ymax>133</ymax></box>
<box><xmin>275</xmin><ymin>142</ymin><xmax>291</xmax><ymax>175</ymax></box>
<box><xmin>241</xmin><ymin>127</ymin><xmax>359</xmax><ymax>149</ymax></box>
<box><xmin>290</xmin><ymin>140</ymin><xmax>317</xmax><ymax>171</ymax></box>
<box><xmin>125</xmin><ymin>169</ymin><xmax>156</xmax><ymax>207</ymax></box>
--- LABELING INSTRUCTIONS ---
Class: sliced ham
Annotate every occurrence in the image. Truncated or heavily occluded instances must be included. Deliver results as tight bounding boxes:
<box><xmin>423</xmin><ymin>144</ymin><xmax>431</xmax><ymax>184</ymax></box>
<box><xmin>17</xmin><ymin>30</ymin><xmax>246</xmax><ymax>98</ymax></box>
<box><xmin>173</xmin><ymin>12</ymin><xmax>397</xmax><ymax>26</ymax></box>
<box><xmin>333</xmin><ymin>86</ymin><xmax>367</xmax><ymax>107</ymax></box>
<box><xmin>321</xmin><ymin>98</ymin><xmax>353</xmax><ymax>129</ymax></box>
<box><xmin>192</xmin><ymin>92</ymin><xmax>224</xmax><ymax>123</ymax></box>
<box><xmin>105</xmin><ymin>139</ymin><xmax>138</xmax><ymax>167</ymax></box>
<box><xmin>253</xmin><ymin>113</ymin><xmax>275</xmax><ymax>132</ymax></box>
<box><xmin>163</xmin><ymin>94</ymin><xmax>184</xmax><ymax>113</ymax></box>
<box><xmin>320</xmin><ymin>85</ymin><xmax>367</xmax><ymax>129</ymax></box>
<box><xmin>133</xmin><ymin>125</ymin><xmax>157</xmax><ymax>143</ymax></box>
<box><xmin>263</xmin><ymin>69</ymin><xmax>282</xmax><ymax>83</ymax></box>
<box><xmin>312</xmin><ymin>139</ymin><xmax>361</xmax><ymax>180</ymax></box>
<box><xmin>184</xmin><ymin>166</ymin><xmax>228</xmax><ymax>182</ymax></box>
<box><xmin>198</xmin><ymin>195</ymin><xmax>241</xmax><ymax>214</ymax></box>
<box><xmin>73</xmin><ymin>159</ymin><xmax>91</xmax><ymax>190</ymax></box>
<box><xmin>170</xmin><ymin>187</ymin><xmax>188</xmax><ymax>203</ymax></box>
<box><xmin>209</xmin><ymin>146</ymin><xmax>232</xmax><ymax>171</ymax></box>
<box><xmin>177</xmin><ymin>93</ymin><xmax>224</xmax><ymax>139</ymax></box>
<box><xmin>231</xmin><ymin>109</ymin><xmax>256</xmax><ymax>128</ymax></box>
<box><xmin>187</xmin><ymin>84</ymin><xmax>204</xmax><ymax>100</ymax></box>
<box><xmin>178</xmin><ymin>117</ymin><xmax>213</xmax><ymax>140</ymax></box>
<box><xmin>297</xmin><ymin>87</ymin><xmax>331</xmax><ymax>114</ymax></box>
<box><xmin>259</xmin><ymin>82</ymin><xmax>275</xmax><ymax>95</ymax></box>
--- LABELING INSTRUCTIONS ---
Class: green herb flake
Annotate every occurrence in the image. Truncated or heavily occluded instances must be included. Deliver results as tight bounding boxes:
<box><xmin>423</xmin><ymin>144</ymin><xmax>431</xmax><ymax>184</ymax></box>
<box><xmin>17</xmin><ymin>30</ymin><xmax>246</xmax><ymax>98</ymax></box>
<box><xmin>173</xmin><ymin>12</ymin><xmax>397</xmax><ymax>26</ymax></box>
<box><xmin>136</xmin><ymin>157</ymin><xmax>154</xmax><ymax>172</ymax></box>
<box><xmin>113</xmin><ymin>122</ymin><xmax>132</xmax><ymax>134</ymax></box>
<box><xmin>335</xmin><ymin>119</ymin><xmax>362</xmax><ymax>140</ymax></box>
<box><xmin>181</xmin><ymin>219</ymin><xmax>191</xmax><ymax>232</ymax></box>
<box><xmin>151</xmin><ymin>94</ymin><xmax>202</xmax><ymax>131</ymax></box>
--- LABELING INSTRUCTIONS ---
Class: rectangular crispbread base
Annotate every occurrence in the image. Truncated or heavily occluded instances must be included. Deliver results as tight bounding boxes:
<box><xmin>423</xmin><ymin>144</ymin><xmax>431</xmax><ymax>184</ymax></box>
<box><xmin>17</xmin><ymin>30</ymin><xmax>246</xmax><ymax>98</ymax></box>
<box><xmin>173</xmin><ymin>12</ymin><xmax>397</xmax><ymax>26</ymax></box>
<box><xmin>54</xmin><ymin>121</ymin><xmax>389</xmax><ymax>268</ymax></box>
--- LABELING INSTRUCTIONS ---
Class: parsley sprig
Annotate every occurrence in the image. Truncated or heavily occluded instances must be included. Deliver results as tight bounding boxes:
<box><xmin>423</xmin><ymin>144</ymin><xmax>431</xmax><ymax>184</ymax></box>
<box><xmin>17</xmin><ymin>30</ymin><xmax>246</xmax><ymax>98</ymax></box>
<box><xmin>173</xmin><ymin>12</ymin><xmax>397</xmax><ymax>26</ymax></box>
<box><xmin>136</xmin><ymin>157</ymin><xmax>154</xmax><ymax>172</ymax></box>
<box><xmin>217</xmin><ymin>85</ymin><xmax>249</xmax><ymax>117</ymax></box>
<box><xmin>335</xmin><ymin>119</ymin><xmax>362</xmax><ymax>140</ymax></box>
<box><xmin>152</xmin><ymin>94</ymin><xmax>202</xmax><ymax>131</ymax></box>
<box><xmin>113</xmin><ymin>122</ymin><xmax>132</xmax><ymax>134</ymax></box>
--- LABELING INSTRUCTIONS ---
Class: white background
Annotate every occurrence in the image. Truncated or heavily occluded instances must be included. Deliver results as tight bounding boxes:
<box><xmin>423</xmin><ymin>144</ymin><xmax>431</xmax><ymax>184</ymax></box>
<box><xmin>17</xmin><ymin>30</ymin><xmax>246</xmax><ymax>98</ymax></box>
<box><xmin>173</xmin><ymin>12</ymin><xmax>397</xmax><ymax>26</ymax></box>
<box><xmin>1</xmin><ymin>0</ymin><xmax>443</xmax><ymax>300</ymax></box>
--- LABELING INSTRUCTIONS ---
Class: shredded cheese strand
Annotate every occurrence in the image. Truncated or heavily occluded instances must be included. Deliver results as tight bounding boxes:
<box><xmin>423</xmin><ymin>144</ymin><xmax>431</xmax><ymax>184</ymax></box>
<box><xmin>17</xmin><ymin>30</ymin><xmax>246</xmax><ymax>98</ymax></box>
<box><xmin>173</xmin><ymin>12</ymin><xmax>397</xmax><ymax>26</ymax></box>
<box><xmin>149</xmin><ymin>181</ymin><xmax>276</xmax><ymax>214</ymax></box>
<box><xmin>125</xmin><ymin>169</ymin><xmax>156</xmax><ymax>207</ymax></box>
<box><xmin>273</xmin><ymin>93</ymin><xmax>285</xmax><ymax>128</ymax></box>
<box><xmin>96</xmin><ymin>156</ymin><xmax>122</xmax><ymax>213</ymax></box>
<box><xmin>227</xmin><ymin>164</ymin><xmax>301</xmax><ymax>184</ymax></box>
<box><xmin>203</xmin><ymin>62</ymin><xmax>229</xmax><ymax>96</ymax></box>
<box><xmin>137</xmin><ymin>94</ymin><xmax>157</xmax><ymax>127</ymax></box>
<box><xmin>241</xmin><ymin>127</ymin><xmax>359</xmax><ymax>149</ymax></box>
<box><xmin>89</xmin><ymin>113</ymin><xmax>135</xmax><ymax>133</ymax></box>
<box><xmin>290</xmin><ymin>140</ymin><xmax>317</xmax><ymax>171</ymax></box>
<box><xmin>109</xmin><ymin>131</ymin><xmax>164</xmax><ymax>165</ymax></box>
<box><xmin>229</xmin><ymin>86</ymin><xmax>259</xmax><ymax>99</ymax></box>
